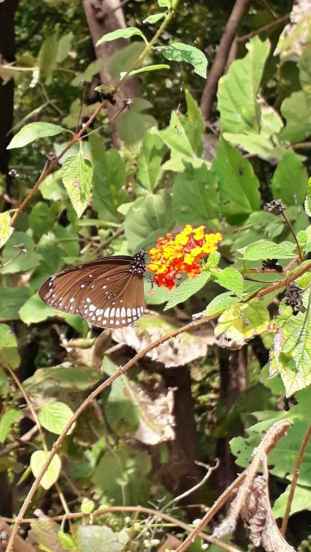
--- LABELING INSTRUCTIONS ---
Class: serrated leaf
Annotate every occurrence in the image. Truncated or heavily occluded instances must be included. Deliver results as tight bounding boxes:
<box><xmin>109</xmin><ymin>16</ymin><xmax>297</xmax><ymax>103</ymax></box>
<box><xmin>164</xmin><ymin>272</ymin><xmax>210</xmax><ymax>310</ymax></box>
<box><xmin>0</xmin><ymin>408</ymin><xmax>22</xmax><ymax>443</ymax></box>
<box><xmin>97</xmin><ymin>27</ymin><xmax>148</xmax><ymax>46</ymax></box>
<box><xmin>270</xmin><ymin>291</ymin><xmax>311</xmax><ymax>396</ymax></box>
<box><xmin>61</xmin><ymin>153</ymin><xmax>93</xmax><ymax>217</ymax></box>
<box><xmin>137</xmin><ymin>131</ymin><xmax>165</xmax><ymax>191</ymax></box>
<box><xmin>272</xmin><ymin>151</ymin><xmax>308</xmax><ymax>206</ymax></box>
<box><xmin>161</xmin><ymin>41</ymin><xmax>208</xmax><ymax>78</ymax></box>
<box><xmin>214</xmin><ymin>267</ymin><xmax>244</xmax><ymax>296</ymax></box>
<box><xmin>172</xmin><ymin>164</ymin><xmax>219</xmax><ymax>224</ymax></box>
<box><xmin>240</xmin><ymin>239</ymin><xmax>296</xmax><ymax>261</ymax></box>
<box><xmin>213</xmin><ymin>139</ymin><xmax>260</xmax><ymax>223</ymax></box>
<box><xmin>204</xmin><ymin>292</ymin><xmax>240</xmax><ymax>317</ymax></box>
<box><xmin>280</xmin><ymin>91</ymin><xmax>311</xmax><ymax>143</ymax></box>
<box><xmin>90</xmin><ymin>136</ymin><xmax>127</xmax><ymax>221</ymax></box>
<box><xmin>1</xmin><ymin>231</ymin><xmax>41</xmax><ymax>274</ymax></box>
<box><xmin>218</xmin><ymin>37</ymin><xmax>270</xmax><ymax>134</ymax></box>
<box><xmin>0</xmin><ymin>211</ymin><xmax>13</xmax><ymax>248</ymax></box>
<box><xmin>38</xmin><ymin>401</ymin><xmax>74</xmax><ymax>435</ymax></box>
<box><xmin>7</xmin><ymin>122</ymin><xmax>65</xmax><ymax>149</ymax></box>
<box><xmin>0</xmin><ymin>324</ymin><xmax>20</xmax><ymax>369</ymax></box>
<box><xmin>124</xmin><ymin>192</ymin><xmax>173</xmax><ymax>252</ymax></box>
<box><xmin>30</xmin><ymin>450</ymin><xmax>62</xmax><ymax>490</ymax></box>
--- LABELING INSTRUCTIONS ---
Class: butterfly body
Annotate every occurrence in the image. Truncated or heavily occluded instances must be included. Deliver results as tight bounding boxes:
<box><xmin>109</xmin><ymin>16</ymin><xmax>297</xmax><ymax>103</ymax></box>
<box><xmin>39</xmin><ymin>251</ymin><xmax>146</xmax><ymax>328</ymax></box>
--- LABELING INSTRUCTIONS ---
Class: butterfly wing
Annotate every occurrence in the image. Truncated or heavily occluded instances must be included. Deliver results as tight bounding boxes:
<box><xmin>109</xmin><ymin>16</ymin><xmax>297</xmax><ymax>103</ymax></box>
<box><xmin>39</xmin><ymin>255</ymin><xmax>145</xmax><ymax>328</ymax></box>
<box><xmin>79</xmin><ymin>267</ymin><xmax>145</xmax><ymax>328</ymax></box>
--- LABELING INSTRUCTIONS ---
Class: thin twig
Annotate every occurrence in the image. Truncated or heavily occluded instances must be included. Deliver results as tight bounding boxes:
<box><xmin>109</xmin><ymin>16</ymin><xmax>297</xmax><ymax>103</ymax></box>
<box><xmin>4</xmin><ymin>317</ymin><xmax>213</xmax><ymax>552</ymax></box>
<box><xmin>0</xmin><ymin>425</ymin><xmax>38</xmax><ymax>457</ymax></box>
<box><xmin>237</xmin><ymin>14</ymin><xmax>289</xmax><ymax>42</ymax></box>
<box><xmin>2</xmin><ymin>505</ymin><xmax>241</xmax><ymax>552</ymax></box>
<box><xmin>281</xmin><ymin>424</ymin><xmax>311</xmax><ymax>535</ymax></box>
<box><xmin>281</xmin><ymin>210</ymin><xmax>304</xmax><ymax>263</ymax></box>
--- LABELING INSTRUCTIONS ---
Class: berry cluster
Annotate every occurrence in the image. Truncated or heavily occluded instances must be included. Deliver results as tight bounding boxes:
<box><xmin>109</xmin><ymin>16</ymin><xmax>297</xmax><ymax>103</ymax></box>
<box><xmin>264</xmin><ymin>199</ymin><xmax>285</xmax><ymax>216</ymax></box>
<box><xmin>284</xmin><ymin>283</ymin><xmax>306</xmax><ymax>315</ymax></box>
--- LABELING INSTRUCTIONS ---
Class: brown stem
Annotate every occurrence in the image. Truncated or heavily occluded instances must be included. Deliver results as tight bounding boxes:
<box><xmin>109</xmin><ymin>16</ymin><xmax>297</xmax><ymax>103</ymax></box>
<box><xmin>2</xmin><ymin>505</ymin><xmax>241</xmax><ymax>552</ymax></box>
<box><xmin>247</xmin><ymin>261</ymin><xmax>311</xmax><ymax>302</ymax></box>
<box><xmin>200</xmin><ymin>0</ymin><xmax>251</xmax><ymax>121</ymax></box>
<box><xmin>281</xmin><ymin>210</ymin><xmax>304</xmax><ymax>263</ymax></box>
<box><xmin>175</xmin><ymin>420</ymin><xmax>291</xmax><ymax>552</ymax></box>
<box><xmin>281</xmin><ymin>424</ymin><xmax>311</xmax><ymax>535</ymax></box>
<box><xmin>237</xmin><ymin>14</ymin><xmax>289</xmax><ymax>43</ymax></box>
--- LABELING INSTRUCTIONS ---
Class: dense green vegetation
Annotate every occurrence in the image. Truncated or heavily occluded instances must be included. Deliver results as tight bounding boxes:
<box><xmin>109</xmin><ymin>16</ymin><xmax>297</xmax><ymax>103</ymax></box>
<box><xmin>0</xmin><ymin>0</ymin><xmax>311</xmax><ymax>550</ymax></box>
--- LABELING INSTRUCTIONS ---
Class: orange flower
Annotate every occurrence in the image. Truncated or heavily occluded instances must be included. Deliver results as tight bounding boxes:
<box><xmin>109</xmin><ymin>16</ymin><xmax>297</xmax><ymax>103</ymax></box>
<box><xmin>147</xmin><ymin>225</ymin><xmax>222</xmax><ymax>289</ymax></box>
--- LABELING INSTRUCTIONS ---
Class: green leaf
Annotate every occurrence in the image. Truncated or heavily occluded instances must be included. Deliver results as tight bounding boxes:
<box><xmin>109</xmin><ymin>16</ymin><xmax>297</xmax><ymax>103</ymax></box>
<box><xmin>0</xmin><ymin>287</ymin><xmax>31</xmax><ymax>321</ymax></box>
<box><xmin>183</xmin><ymin>89</ymin><xmax>205</xmax><ymax>156</ymax></box>
<box><xmin>1</xmin><ymin>231</ymin><xmax>41</xmax><ymax>274</ymax></box>
<box><xmin>105</xmin><ymin>375</ymin><xmax>139</xmax><ymax>436</ymax></box>
<box><xmin>126</xmin><ymin>64</ymin><xmax>169</xmax><ymax>77</ymax></box>
<box><xmin>137</xmin><ymin>131</ymin><xmax>165</xmax><ymax>191</ymax></box>
<box><xmin>29</xmin><ymin>201</ymin><xmax>57</xmax><ymax>240</ymax></box>
<box><xmin>24</xmin><ymin>364</ymin><xmax>101</xmax><ymax>394</ymax></box>
<box><xmin>77</xmin><ymin>526</ymin><xmax>129</xmax><ymax>552</ymax></box>
<box><xmin>90</xmin><ymin>136</ymin><xmax>127</xmax><ymax>221</ymax></box>
<box><xmin>305</xmin><ymin>178</ymin><xmax>311</xmax><ymax>217</ymax></box>
<box><xmin>81</xmin><ymin>498</ymin><xmax>95</xmax><ymax>514</ymax></box>
<box><xmin>218</xmin><ymin>37</ymin><xmax>270</xmax><ymax>133</ymax></box>
<box><xmin>214</xmin><ymin>267</ymin><xmax>244</xmax><ymax>296</ymax></box>
<box><xmin>97</xmin><ymin>27</ymin><xmax>148</xmax><ymax>46</ymax></box>
<box><xmin>240</xmin><ymin>239</ymin><xmax>297</xmax><ymax>261</ymax></box>
<box><xmin>0</xmin><ymin>324</ymin><xmax>20</xmax><ymax>369</ymax></box>
<box><xmin>172</xmin><ymin>164</ymin><xmax>219</xmax><ymax>224</ymax></box>
<box><xmin>58</xmin><ymin>531</ymin><xmax>76</xmax><ymax>551</ymax></box>
<box><xmin>270</xmin><ymin>291</ymin><xmax>311</xmax><ymax>396</ymax></box>
<box><xmin>213</xmin><ymin>139</ymin><xmax>260</xmax><ymax>223</ymax></box>
<box><xmin>204</xmin><ymin>292</ymin><xmax>240</xmax><ymax>317</ymax></box>
<box><xmin>216</xmin><ymin>301</ymin><xmax>270</xmax><ymax>342</ymax></box>
<box><xmin>0</xmin><ymin>409</ymin><xmax>22</xmax><ymax>443</ymax></box>
<box><xmin>299</xmin><ymin>45</ymin><xmax>311</xmax><ymax>92</ymax></box>
<box><xmin>30</xmin><ymin>450</ymin><xmax>62</xmax><ymax>490</ymax></box>
<box><xmin>124</xmin><ymin>192</ymin><xmax>173</xmax><ymax>252</ymax></box>
<box><xmin>40</xmin><ymin>172</ymin><xmax>66</xmax><ymax>201</ymax></box>
<box><xmin>164</xmin><ymin>272</ymin><xmax>211</xmax><ymax>310</ymax></box>
<box><xmin>272</xmin><ymin>151</ymin><xmax>308</xmax><ymax>206</ymax></box>
<box><xmin>56</xmin><ymin>32</ymin><xmax>73</xmax><ymax>63</ymax></box>
<box><xmin>143</xmin><ymin>13</ymin><xmax>166</xmax><ymax>24</ymax></box>
<box><xmin>161</xmin><ymin>41</ymin><xmax>208</xmax><ymax>78</ymax></box>
<box><xmin>7</xmin><ymin>122</ymin><xmax>65</xmax><ymax>149</ymax></box>
<box><xmin>280</xmin><ymin>91</ymin><xmax>311</xmax><ymax>143</ymax></box>
<box><xmin>145</xmin><ymin>281</ymin><xmax>171</xmax><ymax>305</ymax></box>
<box><xmin>93</xmin><ymin>444</ymin><xmax>151</xmax><ymax>504</ymax></box>
<box><xmin>38</xmin><ymin>401</ymin><xmax>74</xmax><ymax>435</ymax></box>
<box><xmin>0</xmin><ymin>211</ymin><xmax>13</xmax><ymax>248</ymax></box>
<box><xmin>116</xmin><ymin>98</ymin><xmax>156</xmax><ymax>145</ymax></box>
<box><xmin>61</xmin><ymin>153</ymin><xmax>93</xmax><ymax>217</ymax></box>
<box><xmin>38</xmin><ymin>32</ymin><xmax>59</xmax><ymax>83</ymax></box>
<box><xmin>273</xmin><ymin>485</ymin><xmax>311</xmax><ymax>519</ymax></box>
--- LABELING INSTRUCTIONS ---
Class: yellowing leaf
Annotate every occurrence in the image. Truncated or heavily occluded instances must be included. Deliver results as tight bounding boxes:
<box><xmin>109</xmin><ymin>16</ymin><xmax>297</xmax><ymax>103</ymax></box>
<box><xmin>0</xmin><ymin>212</ymin><xmax>13</xmax><ymax>248</ymax></box>
<box><xmin>30</xmin><ymin>450</ymin><xmax>61</xmax><ymax>490</ymax></box>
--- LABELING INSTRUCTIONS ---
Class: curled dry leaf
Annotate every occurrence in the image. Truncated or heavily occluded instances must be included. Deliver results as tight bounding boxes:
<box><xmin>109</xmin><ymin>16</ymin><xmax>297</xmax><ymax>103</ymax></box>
<box><xmin>213</xmin><ymin>476</ymin><xmax>296</xmax><ymax>552</ymax></box>
<box><xmin>126</xmin><ymin>380</ymin><xmax>175</xmax><ymax>445</ymax></box>
<box><xmin>112</xmin><ymin>314</ymin><xmax>214</xmax><ymax>367</ymax></box>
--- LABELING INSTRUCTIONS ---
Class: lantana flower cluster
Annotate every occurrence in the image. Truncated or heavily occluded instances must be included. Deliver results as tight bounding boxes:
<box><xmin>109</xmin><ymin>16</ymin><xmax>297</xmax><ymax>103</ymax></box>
<box><xmin>147</xmin><ymin>225</ymin><xmax>222</xmax><ymax>289</ymax></box>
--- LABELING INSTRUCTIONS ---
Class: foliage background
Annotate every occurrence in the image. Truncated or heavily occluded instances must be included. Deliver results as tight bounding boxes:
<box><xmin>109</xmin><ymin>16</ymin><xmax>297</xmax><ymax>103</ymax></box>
<box><xmin>0</xmin><ymin>0</ymin><xmax>311</xmax><ymax>551</ymax></box>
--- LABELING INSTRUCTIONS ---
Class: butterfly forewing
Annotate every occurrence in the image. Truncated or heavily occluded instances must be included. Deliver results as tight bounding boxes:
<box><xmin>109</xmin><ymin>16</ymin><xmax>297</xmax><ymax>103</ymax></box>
<box><xmin>39</xmin><ymin>252</ymin><xmax>146</xmax><ymax>328</ymax></box>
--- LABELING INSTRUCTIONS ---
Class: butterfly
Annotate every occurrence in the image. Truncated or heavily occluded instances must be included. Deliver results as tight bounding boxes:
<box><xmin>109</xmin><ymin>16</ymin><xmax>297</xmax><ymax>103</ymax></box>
<box><xmin>39</xmin><ymin>250</ymin><xmax>146</xmax><ymax>328</ymax></box>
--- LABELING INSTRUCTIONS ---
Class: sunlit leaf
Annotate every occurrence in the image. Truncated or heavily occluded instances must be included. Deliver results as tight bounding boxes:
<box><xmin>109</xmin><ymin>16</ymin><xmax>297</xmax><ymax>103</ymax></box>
<box><xmin>240</xmin><ymin>239</ymin><xmax>297</xmax><ymax>261</ymax></box>
<box><xmin>0</xmin><ymin>409</ymin><xmax>22</xmax><ymax>443</ymax></box>
<box><xmin>97</xmin><ymin>27</ymin><xmax>148</xmax><ymax>46</ymax></box>
<box><xmin>7</xmin><ymin>122</ymin><xmax>65</xmax><ymax>149</ymax></box>
<box><xmin>61</xmin><ymin>153</ymin><xmax>93</xmax><ymax>217</ymax></box>
<box><xmin>272</xmin><ymin>151</ymin><xmax>308</xmax><ymax>205</ymax></box>
<box><xmin>0</xmin><ymin>324</ymin><xmax>20</xmax><ymax>370</ymax></box>
<box><xmin>0</xmin><ymin>211</ymin><xmax>13</xmax><ymax>248</ymax></box>
<box><xmin>164</xmin><ymin>272</ymin><xmax>210</xmax><ymax>310</ymax></box>
<box><xmin>77</xmin><ymin>526</ymin><xmax>129</xmax><ymax>552</ymax></box>
<box><xmin>161</xmin><ymin>41</ymin><xmax>208</xmax><ymax>78</ymax></box>
<box><xmin>30</xmin><ymin>450</ymin><xmax>62</xmax><ymax>490</ymax></box>
<box><xmin>38</xmin><ymin>401</ymin><xmax>74</xmax><ymax>435</ymax></box>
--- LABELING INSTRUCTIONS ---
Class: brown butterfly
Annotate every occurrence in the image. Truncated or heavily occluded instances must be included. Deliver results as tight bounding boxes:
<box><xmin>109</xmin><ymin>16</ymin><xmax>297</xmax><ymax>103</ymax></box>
<box><xmin>39</xmin><ymin>251</ymin><xmax>146</xmax><ymax>328</ymax></box>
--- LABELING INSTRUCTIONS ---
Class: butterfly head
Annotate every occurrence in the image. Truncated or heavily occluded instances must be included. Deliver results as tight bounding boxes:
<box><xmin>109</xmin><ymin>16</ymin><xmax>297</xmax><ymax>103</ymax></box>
<box><xmin>130</xmin><ymin>250</ymin><xmax>146</xmax><ymax>277</ymax></box>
